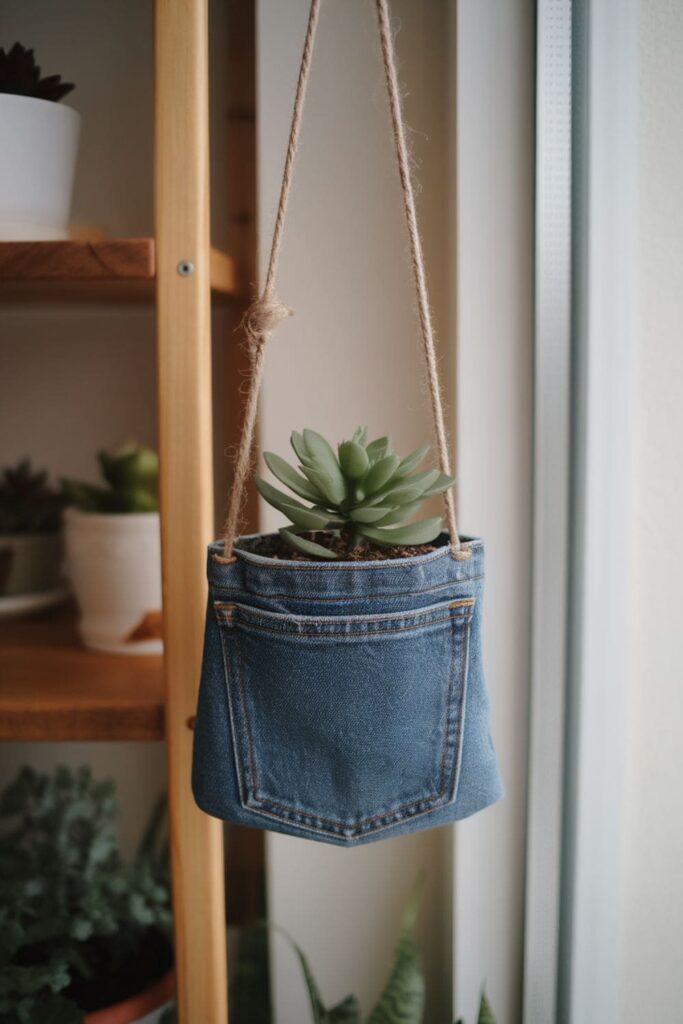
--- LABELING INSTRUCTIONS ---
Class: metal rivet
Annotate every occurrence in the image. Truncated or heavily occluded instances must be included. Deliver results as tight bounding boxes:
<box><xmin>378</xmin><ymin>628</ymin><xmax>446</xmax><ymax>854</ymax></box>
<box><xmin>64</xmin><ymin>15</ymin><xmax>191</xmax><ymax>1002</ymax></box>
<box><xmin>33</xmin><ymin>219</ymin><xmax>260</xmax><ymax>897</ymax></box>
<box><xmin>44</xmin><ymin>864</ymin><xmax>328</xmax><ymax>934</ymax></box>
<box><xmin>177</xmin><ymin>259</ymin><xmax>195</xmax><ymax>277</ymax></box>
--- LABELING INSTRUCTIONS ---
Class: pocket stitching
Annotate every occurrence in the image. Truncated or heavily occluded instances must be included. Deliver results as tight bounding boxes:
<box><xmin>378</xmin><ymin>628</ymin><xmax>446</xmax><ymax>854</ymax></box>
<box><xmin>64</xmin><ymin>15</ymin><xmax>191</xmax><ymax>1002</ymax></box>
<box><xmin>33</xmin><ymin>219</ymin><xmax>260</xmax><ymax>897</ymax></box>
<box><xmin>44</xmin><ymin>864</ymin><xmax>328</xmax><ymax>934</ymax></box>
<box><xmin>224</xmin><ymin>611</ymin><xmax>471</xmax><ymax>642</ymax></box>
<box><xmin>211</xmin><ymin>576</ymin><xmax>483</xmax><ymax>602</ymax></box>
<box><xmin>215</xmin><ymin>598</ymin><xmax>474</xmax><ymax>633</ymax></box>
<box><xmin>219</xmin><ymin>609</ymin><xmax>474</xmax><ymax>839</ymax></box>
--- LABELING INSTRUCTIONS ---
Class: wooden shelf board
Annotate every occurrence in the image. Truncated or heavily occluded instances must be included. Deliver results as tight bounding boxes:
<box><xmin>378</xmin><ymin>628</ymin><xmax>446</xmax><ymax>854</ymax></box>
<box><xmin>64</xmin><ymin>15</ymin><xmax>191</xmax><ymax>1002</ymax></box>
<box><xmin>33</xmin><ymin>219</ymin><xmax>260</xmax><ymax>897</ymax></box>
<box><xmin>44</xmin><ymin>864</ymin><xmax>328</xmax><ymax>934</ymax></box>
<box><xmin>0</xmin><ymin>605</ymin><xmax>164</xmax><ymax>741</ymax></box>
<box><xmin>0</xmin><ymin>239</ymin><xmax>236</xmax><ymax>304</ymax></box>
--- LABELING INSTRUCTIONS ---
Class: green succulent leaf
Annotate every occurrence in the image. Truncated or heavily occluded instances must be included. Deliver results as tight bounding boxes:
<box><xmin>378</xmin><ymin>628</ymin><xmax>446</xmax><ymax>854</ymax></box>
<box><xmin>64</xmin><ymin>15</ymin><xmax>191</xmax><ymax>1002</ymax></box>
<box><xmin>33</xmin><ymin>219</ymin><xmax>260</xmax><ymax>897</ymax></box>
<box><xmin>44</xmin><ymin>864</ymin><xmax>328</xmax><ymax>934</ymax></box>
<box><xmin>290</xmin><ymin>431</ymin><xmax>314</xmax><ymax>467</ymax></box>
<box><xmin>280</xmin><ymin>529</ymin><xmax>341</xmax><ymax>559</ymax></box>
<box><xmin>404</xmin><ymin>468</ymin><xmax>441</xmax><ymax>492</ymax></box>
<box><xmin>348</xmin><ymin>506</ymin><xmax>393</xmax><ymax>524</ymax></box>
<box><xmin>255</xmin><ymin>476</ymin><xmax>310</xmax><ymax>515</ymax></box>
<box><xmin>300</xmin><ymin>465</ymin><xmax>347</xmax><ymax>507</ymax></box>
<box><xmin>396</xmin><ymin>444</ymin><xmax>430</xmax><ymax>477</ymax></box>
<box><xmin>376</xmin><ymin>483</ymin><xmax>426</xmax><ymax>507</ymax></box>
<box><xmin>352</xmin><ymin>426</ymin><xmax>368</xmax><ymax>447</ymax></box>
<box><xmin>61</xmin><ymin>479</ymin><xmax>116</xmax><ymax>512</ymax></box>
<box><xmin>363</xmin><ymin>453</ymin><xmax>401</xmax><ymax>495</ymax></box>
<box><xmin>62</xmin><ymin>444</ymin><xmax>159</xmax><ymax>514</ymax></box>
<box><xmin>113</xmin><ymin>487</ymin><xmax>159</xmax><ymax>513</ymax></box>
<box><xmin>360</xmin><ymin>517</ymin><xmax>443</xmax><ymax>547</ymax></box>
<box><xmin>264</xmin><ymin>452</ymin><xmax>322</xmax><ymax>502</ymax></box>
<box><xmin>338</xmin><ymin>441</ymin><xmax>370</xmax><ymax>481</ymax></box>
<box><xmin>421</xmin><ymin>471</ymin><xmax>456</xmax><ymax>497</ymax></box>
<box><xmin>365</xmin><ymin>436</ymin><xmax>392</xmax><ymax>462</ymax></box>
<box><xmin>374</xmin><ymin>501</ymin><xmax>423</xmax><ymax>527</ymax></box>
<box><xmin>280</xmin><ymin>502</ymin><xmax>341</xmax><ymax>531</ymax></box>
<box><xmin>303</xmin><ymin>429</ymin><xmax>345</xmax><ymax>481</ymax></box>
<box><xmin>98</xmin><ymin>445</ymin><xmax>158</xmax><ymax>493</ymax></box>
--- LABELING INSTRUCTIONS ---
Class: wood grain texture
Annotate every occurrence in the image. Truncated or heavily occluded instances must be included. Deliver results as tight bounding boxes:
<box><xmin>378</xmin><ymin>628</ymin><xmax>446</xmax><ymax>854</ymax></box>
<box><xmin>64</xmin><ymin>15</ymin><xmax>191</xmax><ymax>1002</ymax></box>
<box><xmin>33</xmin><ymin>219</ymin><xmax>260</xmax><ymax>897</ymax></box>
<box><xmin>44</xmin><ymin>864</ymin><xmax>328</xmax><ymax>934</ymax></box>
<box><xmin>0</xmin><ymin>240</ymin><xmax>235</xmax><ymax>303</ymax></box>
<box><xmin>0</xmin><ymin>607</ymin><xmax>164</xmax><ymax>741</ymax></box>
<box><xmin>0</xmin><ymin>239</ymin><xmax>155</xmax><ymax>280</ymax></box>
<box><xmin>155</xmin><ymin>0</ymin><xmax>228</xmax><ymax>1021</ymax></box>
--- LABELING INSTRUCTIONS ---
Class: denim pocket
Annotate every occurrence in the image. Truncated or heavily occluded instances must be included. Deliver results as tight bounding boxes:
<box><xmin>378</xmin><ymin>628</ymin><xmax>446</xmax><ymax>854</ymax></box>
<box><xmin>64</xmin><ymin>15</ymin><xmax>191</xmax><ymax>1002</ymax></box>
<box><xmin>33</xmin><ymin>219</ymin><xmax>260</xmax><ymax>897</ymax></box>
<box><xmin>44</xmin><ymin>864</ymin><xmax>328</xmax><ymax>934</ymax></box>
<box><xmin>213</xmin><ymin>597</ymin><xmax>475</xmax><ymax>842</ymax></box>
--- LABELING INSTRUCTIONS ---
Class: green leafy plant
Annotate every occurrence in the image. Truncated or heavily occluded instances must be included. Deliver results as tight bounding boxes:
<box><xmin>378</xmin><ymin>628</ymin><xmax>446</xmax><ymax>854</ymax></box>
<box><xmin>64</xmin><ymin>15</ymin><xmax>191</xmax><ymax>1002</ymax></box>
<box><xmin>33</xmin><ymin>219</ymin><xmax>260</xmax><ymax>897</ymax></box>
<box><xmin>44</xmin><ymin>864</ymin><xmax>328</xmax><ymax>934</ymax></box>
<box><xmin>0</xmin><ymin>765</ymin><xmax>172</xmax><ymax>1024</ymax></box>
<box><xmin>0</xmin><ymin>459</ymin><xmax>67</xmax><ymax>534</ymax></box>
<box><xmin>256</xmin><ymin>427</ymin><xmax>454</xmax><ymax>559</ymax></box>
<box><xmin>233</xmin><ymin>879</ymin><xmax>495</xmax><ymax>1024</ymax></box>
<box><xmin>455</xmin><ymin>992</ymin><xmax>496</xmax><ymax>1024</ymax></box>
<box><xmin>62</xmin><ymin>444</ymin><xmax>159</xmax><ymax>514</ymax></box>
<box><xmin>0</xmin><ymin>43</ymin><xmax>75</xmax><ymax>102</ymax></box>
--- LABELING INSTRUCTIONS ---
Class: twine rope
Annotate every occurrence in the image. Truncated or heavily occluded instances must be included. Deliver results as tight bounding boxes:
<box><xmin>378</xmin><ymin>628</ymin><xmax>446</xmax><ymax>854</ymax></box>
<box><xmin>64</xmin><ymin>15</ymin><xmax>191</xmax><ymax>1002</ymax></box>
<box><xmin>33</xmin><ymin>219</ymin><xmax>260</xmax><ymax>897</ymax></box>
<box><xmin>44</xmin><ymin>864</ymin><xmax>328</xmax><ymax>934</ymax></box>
<box><xmin>220</xmin><ymin>0</ymin><xmax>461</xmax><ymax>559</ymax></box>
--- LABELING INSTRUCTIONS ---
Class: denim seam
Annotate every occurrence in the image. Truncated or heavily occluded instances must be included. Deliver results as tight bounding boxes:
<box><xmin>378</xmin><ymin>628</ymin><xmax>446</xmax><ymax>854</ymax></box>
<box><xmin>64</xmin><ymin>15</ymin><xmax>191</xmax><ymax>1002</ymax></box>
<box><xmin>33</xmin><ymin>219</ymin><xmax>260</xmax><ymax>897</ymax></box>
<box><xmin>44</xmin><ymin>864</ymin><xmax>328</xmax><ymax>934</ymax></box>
<box><xmin>215</xmin><ymin>598</ymin><xmax>474</xmax><ymax>628</ymax></box>
<box><xmin>216</xmin><ymin>615</ymin><xmax>248</xmax><ymax>807</ymax></box>
<box><xmin>218</xmin><ymin>554</ymin><xmax>451</xmax><ymax>573</ymax></box>
<box><xmin>210</xmin><ymin>575</ymin><xmax>484</xmax><ymax>602</ymax></box>
<box><xmin>219</xmin><ymin>612</ymin><xmax>472</xmax><ymax>641</ymax></box>
<box><xmin>241</xmin><ymin>792</ymin><xmax>459</xmax><ymax>843</ymax></box>
<box><xmin>223</xmin><ymin>544</ymin><xmax>473</xmax><ymax>572</ymax></box>
<box><xmin>449</xmin><ymin>604</ymin><xmax>472</xmax><ymax>802</ymax></box>
<box><xmin>245</xmin><ymin>790</ymin><xmax>448</xmax><ymax>835</ymax></box>
<box><xmin>222</xmin><ymin>613</ymin><xmax>472</xmax><ymax>839</ymax></box>
<box><xmin>438</xmin><ymin>609</ymin><xmax>459</xmax><ymax>793</ymax></box>
<box><xmin>232</xmin><ymin>639</ymin><xmax>260</xmax><ymax>796</ymax></box>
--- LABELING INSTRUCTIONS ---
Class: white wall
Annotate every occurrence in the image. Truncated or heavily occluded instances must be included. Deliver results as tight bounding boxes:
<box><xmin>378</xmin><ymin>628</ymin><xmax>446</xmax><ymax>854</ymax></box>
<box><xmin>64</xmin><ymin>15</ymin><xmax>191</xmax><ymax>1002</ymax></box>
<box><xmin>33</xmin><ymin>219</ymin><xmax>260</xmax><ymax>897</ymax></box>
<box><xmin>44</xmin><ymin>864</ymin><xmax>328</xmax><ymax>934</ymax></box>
<box><xmin>257</xmin><ymin>1</ymin><xmax>455</xmax><ymax>1020</ymax></box>
<box><xmin>620</xmin><ymin>2</ymin><xmax>683</xmax><ymax>1018</ymax></box>
<box><xmin>453</xmin><ymin>3</ymin><xmax>534</xmax><ymax>1022</ymax></box>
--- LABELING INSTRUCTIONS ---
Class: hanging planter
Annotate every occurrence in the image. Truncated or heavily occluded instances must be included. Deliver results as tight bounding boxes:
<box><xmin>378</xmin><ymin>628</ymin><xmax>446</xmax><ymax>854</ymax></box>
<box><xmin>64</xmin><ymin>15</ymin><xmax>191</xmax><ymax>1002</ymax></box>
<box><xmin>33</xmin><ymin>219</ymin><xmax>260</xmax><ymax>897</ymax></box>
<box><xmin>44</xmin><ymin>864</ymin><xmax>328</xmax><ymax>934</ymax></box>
<box><xmin>192</xmin><ymin>0</ymin><xmax>502</xmax><ymax>846</ymax></box>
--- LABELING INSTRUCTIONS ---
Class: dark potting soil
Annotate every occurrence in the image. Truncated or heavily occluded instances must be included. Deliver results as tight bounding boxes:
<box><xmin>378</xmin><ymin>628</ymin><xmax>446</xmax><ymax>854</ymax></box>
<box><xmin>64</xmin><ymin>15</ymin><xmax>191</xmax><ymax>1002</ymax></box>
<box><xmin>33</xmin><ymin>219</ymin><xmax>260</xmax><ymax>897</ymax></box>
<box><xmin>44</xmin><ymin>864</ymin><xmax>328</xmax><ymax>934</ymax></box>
<box><xmin>67</xmin><ymin>927</ymin><xmax>173</xmax><ymax>1012</ymax></box>
<box><xmin>239</xmin><ymin>532</ymin><xmax>439</xmax><ymax>562</ymax></box>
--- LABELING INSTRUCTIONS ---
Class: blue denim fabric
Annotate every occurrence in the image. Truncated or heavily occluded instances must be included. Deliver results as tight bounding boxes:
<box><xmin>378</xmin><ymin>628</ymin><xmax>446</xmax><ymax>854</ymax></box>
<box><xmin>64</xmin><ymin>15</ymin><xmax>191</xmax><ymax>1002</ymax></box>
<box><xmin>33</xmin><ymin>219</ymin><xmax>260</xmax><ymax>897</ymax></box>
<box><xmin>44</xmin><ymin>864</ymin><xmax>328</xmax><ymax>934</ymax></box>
<box><xmin>192</xmin><ymin>533</ymin><xmax>502</xmax><ymax>846</ymax></box>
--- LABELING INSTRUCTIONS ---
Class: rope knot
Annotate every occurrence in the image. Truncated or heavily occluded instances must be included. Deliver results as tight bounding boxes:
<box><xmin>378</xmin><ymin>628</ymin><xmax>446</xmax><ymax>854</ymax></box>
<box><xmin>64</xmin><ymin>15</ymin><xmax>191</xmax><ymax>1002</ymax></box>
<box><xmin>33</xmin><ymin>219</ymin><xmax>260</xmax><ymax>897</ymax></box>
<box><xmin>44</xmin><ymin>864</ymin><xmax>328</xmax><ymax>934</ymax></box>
<box><xmin>242</xmin><ymin>295</ymin><xmax>293</xmax><ymax>349</ymax></box>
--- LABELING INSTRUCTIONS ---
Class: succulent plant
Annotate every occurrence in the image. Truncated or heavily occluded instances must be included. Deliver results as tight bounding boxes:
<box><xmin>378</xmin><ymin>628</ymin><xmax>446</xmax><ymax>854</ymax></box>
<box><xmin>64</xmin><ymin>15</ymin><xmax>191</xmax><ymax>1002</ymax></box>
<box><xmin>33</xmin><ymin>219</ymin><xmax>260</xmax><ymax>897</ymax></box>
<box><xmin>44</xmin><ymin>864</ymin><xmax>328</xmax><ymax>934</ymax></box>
<box><xmin>0</xmin><ymin>459</ymin><xmax>67</xmax><ymax>534</ymax></box>
<box><xmin>255</xmin><ymin>427</ymin><xmax>454</xmax><ymax>559</ymax></box>
<box><xmin>0</xmin><ymin>42</ymin><xmax>75</xmax><ymax>102</ymax></box>
<box><xmin>62</xmin><ymin>444</ymin><xmax>159</xmax><ymax>514</ymax></box>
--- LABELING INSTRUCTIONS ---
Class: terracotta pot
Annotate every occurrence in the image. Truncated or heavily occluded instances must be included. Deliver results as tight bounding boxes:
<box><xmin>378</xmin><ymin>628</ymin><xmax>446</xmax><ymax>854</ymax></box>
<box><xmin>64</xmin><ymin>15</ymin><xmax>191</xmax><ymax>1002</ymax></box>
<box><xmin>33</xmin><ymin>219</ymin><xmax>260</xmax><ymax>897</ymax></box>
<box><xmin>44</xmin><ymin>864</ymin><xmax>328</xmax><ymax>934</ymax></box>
<box><xmin>84</xmin><ymin>969</ymin><xmax>175</xmax><ymax>1024</ymax></box>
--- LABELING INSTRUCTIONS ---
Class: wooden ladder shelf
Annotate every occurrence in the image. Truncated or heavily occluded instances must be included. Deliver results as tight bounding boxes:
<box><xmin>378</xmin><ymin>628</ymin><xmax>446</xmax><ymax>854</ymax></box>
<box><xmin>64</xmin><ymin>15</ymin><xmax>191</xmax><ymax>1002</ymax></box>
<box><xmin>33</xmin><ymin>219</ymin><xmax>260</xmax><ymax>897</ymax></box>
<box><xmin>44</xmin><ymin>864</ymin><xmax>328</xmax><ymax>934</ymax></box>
<box><xmin>0</xmin><ymin>1</ymin><xmax>237</xmax><ymax>1019</ymax></box>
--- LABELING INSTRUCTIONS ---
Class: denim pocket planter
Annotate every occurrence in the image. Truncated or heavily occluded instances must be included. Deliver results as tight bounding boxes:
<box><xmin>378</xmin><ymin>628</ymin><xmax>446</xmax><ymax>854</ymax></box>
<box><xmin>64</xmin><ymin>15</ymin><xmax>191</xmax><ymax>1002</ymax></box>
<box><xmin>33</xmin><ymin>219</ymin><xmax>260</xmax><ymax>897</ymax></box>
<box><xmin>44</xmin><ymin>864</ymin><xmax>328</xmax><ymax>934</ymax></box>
<box><xmin>192</xmin><ymin>532</ymin><xmax>502</xmax><ymax>846</ymax></box>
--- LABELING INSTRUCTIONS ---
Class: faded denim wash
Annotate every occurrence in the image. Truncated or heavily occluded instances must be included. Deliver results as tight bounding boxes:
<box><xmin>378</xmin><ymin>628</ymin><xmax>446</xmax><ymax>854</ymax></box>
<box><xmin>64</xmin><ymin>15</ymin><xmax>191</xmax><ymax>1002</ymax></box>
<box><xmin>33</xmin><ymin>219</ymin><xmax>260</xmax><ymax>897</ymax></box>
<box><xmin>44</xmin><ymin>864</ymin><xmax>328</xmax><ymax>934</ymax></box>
<box><xmin>192</xmin><ymin>533</ymin><xmax>502</xmax><ymax>846</ymax></box>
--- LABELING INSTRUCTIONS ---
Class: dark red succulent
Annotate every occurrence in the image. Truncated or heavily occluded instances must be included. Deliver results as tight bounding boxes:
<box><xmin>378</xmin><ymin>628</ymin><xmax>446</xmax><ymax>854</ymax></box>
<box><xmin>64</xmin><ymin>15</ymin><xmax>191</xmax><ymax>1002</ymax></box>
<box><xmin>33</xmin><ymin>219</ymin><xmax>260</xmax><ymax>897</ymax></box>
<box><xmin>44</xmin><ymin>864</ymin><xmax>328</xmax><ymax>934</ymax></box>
<box><xmin>0</xmin><ymin>42</ymin><xmax>74</xmax><ymax>102</ymax></box>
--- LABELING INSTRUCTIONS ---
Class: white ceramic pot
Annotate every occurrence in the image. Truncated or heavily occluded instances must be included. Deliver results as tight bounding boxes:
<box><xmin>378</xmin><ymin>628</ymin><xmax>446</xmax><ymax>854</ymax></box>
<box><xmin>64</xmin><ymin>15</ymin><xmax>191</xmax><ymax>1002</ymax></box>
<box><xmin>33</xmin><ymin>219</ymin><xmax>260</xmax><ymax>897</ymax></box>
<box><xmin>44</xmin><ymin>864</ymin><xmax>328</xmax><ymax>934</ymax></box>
<box><xmin>65</xmin><ymin>509</ymin><xmax>162</xmax><ymax>655</ymax></box>
<box><xmin>0</xmin><ymin>531</ymin><xmax>64</xmax><ymax>597</ymax></box>
<box><xmin>0</xmin><ymin>94</ymin><xmax>80</xmax><ymax>240</ymax></box>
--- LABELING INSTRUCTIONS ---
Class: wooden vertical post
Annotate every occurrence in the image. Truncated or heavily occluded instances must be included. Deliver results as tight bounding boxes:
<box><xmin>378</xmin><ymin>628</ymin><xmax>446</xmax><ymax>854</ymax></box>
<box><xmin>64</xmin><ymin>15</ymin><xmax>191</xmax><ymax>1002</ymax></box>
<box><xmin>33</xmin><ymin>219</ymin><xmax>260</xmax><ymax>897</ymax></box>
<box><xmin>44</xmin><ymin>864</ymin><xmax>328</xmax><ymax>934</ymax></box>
<box><xmin>155</xmin><ymin>1</ymin><xmax>228</xmax><ymax>1021</ymax></box>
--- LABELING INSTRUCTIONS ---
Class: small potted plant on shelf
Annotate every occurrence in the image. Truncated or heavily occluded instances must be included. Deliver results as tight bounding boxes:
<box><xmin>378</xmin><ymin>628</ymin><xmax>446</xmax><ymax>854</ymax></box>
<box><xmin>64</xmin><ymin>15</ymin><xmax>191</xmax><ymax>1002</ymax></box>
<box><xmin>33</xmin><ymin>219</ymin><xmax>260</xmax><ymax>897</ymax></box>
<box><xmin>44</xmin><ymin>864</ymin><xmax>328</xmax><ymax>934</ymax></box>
<box><xmin>63</xmin><ymin>444</ymin><xmax>162</xmax><ymax>654</ymax></box>
<box><xmin>0</xmin><ymin>765</ymin><xmax>174</xmax><ymax>1024</ymax></box>
<box><xmin>0</xmin><ymin>42</ymin><xmax>80</xmax><ymax>240</ymax></box>
<box><xmin>0</xmin><ymin>459</ymin><xmax>68</xmax><ymax>615</ymax></box>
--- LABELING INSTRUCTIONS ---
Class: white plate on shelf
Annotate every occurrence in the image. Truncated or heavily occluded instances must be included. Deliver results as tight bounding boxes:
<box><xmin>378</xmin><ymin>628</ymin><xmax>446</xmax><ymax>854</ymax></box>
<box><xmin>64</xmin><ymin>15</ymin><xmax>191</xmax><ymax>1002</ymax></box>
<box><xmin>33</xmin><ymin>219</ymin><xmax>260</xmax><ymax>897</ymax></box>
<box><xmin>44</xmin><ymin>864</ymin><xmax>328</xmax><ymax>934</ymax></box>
<box><xmin>0</xmin><ymin>586</ymin><xmax>71</xmax><ymax>619</ymax></box>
